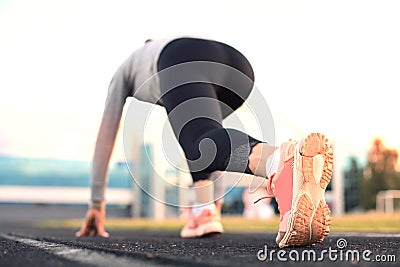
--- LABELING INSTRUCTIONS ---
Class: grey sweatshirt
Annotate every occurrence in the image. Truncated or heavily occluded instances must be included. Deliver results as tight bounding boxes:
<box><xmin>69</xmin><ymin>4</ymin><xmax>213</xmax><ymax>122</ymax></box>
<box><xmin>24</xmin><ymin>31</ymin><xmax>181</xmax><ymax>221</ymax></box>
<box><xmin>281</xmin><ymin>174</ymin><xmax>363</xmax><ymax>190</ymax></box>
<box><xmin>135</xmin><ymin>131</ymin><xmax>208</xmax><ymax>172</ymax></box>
<box><xmin>90</xmin><ymin>37</ymin><xmax>178</xmax><ymax>201</ymax></box>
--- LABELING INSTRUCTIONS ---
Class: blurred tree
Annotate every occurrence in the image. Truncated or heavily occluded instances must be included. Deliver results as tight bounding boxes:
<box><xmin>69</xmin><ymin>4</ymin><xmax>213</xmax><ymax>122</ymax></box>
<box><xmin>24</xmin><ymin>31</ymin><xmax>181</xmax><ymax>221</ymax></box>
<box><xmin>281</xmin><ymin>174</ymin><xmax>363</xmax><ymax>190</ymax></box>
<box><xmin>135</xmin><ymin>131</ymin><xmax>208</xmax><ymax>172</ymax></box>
<box><xmin>361</xmin><ymin>138</ymin><xmax>400</xmax><ymax>210</ymax></box>
<box><xmin>344</xmin><ymin>157</ymin><xmax>363</xmax><ymax>212</ymax></box>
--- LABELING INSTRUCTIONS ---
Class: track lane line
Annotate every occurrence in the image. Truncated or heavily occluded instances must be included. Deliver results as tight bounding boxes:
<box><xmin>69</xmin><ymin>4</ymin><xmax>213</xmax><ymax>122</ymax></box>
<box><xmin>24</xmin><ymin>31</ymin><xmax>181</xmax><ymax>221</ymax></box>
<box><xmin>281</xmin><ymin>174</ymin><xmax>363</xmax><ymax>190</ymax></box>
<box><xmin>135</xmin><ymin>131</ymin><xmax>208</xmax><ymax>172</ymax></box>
<box><xmin>331</xmin><ymin>232</ymin><xmax>400</xmax><ymax>238</ymax></box>
<box><xmin>0</xmin><ymin>233</ymin><xmax>160</xmax><ymax>267</ymax></box>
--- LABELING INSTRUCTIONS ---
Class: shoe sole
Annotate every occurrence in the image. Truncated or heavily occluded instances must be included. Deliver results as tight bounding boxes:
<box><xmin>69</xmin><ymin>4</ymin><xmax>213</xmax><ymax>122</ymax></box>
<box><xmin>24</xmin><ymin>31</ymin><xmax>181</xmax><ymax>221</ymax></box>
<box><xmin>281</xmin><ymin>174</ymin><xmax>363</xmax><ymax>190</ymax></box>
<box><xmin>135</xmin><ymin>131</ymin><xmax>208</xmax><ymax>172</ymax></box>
<box><xmin>279</xmin><ymin>133</ymin><xmax>333</xmax><ymax>248</ymax></box>
<box><xmin>181</xmin><ymin>221</ymin><xmax>224</xmax><ymax>238</ymax></box>
<box><xmin>196</xmin><ymin>221</ymin><xmax>224</xmax><ymax>237</ymax></box>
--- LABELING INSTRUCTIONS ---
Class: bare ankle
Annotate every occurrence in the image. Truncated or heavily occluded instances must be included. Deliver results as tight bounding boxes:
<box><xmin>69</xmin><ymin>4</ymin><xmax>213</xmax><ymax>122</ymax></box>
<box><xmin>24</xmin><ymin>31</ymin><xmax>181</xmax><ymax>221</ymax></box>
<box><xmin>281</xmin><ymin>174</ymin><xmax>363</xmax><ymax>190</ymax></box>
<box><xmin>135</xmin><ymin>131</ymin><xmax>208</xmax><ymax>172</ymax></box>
<box><xmin>248</xmin><ymin>143</ymin><xmax>277</xmax><ymax>177</ymax></box>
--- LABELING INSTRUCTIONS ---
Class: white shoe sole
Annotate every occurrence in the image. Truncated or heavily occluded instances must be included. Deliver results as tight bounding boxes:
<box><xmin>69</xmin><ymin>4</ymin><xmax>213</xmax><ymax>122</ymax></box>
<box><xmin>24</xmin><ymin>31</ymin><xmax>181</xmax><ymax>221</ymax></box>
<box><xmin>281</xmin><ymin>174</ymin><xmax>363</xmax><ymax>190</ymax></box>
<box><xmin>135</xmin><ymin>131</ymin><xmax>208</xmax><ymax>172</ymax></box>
<box><xmin>181</xmin><ymin>221</ymin><xmax>224</xmax><ymax>238</ymax></box>
<box><xmin>279</xmin><ymin>133</ymin><xmax>333</xmax><ymax>248</ymax></box>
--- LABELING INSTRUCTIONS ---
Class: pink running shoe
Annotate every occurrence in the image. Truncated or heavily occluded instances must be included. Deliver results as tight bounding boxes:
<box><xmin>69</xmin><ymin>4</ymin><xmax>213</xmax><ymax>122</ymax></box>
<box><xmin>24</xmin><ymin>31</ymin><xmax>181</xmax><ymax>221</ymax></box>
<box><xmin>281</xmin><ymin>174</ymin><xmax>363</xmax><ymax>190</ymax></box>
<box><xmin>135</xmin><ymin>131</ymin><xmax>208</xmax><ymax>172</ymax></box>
<box><xmin>180</xmin><ymin>206</ymin><xmax>224</xmax><ymax>238</ymax></box>
<box><xmin>264</xmin><ymin>133</ymin><xmax>333</xmax><ymax>248</ymax></box>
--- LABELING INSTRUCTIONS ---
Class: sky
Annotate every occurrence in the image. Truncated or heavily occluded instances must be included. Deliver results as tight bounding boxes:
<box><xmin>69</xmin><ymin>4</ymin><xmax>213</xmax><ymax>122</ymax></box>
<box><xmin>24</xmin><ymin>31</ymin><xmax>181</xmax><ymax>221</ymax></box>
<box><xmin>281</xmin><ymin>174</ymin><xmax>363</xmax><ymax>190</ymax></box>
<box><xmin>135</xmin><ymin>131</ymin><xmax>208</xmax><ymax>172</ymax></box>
<box><xmin>1</xmin><ymin>0</ymin><xmax>400</xmax><ymax>168</ymax></box>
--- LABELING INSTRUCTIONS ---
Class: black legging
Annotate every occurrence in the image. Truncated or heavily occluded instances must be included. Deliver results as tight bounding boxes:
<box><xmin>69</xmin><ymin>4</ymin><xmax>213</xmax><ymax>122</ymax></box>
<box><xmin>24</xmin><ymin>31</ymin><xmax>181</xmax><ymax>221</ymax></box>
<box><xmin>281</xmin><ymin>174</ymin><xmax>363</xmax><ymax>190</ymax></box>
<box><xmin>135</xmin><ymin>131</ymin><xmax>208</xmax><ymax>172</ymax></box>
<box><xmin>157</xmin><ymin>38</ymin><xmax>261</xmax><ymax>182</ymax></box>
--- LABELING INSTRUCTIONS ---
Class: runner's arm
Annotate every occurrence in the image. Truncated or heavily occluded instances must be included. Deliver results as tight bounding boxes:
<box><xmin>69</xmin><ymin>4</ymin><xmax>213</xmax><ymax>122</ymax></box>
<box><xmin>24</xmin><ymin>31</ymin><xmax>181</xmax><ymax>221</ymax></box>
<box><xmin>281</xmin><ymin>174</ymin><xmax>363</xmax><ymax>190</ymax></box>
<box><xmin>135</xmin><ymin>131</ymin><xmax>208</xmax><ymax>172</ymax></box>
<box><xmin>76</xmin><ymin>69</ymin><xmax>130</xmax><ymax>237</ymax></box>
<box><xmin>90</xmin><ymin>69</ymin><xmax>131</xmax><ymax>202</ymax></box>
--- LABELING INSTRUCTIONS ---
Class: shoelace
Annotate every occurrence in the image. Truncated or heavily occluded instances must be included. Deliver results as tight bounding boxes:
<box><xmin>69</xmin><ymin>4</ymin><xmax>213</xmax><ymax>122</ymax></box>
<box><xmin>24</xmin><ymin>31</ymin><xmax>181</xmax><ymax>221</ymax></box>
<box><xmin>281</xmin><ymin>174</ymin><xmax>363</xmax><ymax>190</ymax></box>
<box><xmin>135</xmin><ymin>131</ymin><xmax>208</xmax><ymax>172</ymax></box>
<box><xmin>253</xmin><ymin>195</ymin><xmax>274</xmax><ymax>204</ymax></box>
<box><xmin>253</xmin><ymin>174</ymin><xmax>275</xmax><ymax>204</ymax></box>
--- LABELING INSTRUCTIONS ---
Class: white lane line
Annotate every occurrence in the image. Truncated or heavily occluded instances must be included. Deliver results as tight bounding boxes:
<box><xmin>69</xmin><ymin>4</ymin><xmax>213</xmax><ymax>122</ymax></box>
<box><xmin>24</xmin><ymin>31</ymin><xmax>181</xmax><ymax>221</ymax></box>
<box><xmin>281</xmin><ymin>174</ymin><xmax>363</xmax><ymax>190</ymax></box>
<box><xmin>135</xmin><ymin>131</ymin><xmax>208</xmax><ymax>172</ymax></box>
<box><xmin>0</xmin><ymin>233</ymin><xmax>149</xmax><ymax>267</ymax></box>
<box><xmin>331</xmin><ymin>232</ymin><xmax>400</xmax><ymax>238</ymax></box>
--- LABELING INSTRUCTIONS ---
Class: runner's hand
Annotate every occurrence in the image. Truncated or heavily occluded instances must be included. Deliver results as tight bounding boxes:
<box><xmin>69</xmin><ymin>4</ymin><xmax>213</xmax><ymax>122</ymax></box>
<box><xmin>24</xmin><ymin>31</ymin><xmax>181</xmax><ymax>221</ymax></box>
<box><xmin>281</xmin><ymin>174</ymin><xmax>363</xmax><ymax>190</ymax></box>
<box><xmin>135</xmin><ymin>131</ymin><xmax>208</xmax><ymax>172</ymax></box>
<box><xmin>75</xmin><ymin>203</ymin><xmax>110</xmax><ymax>238</ymax></box>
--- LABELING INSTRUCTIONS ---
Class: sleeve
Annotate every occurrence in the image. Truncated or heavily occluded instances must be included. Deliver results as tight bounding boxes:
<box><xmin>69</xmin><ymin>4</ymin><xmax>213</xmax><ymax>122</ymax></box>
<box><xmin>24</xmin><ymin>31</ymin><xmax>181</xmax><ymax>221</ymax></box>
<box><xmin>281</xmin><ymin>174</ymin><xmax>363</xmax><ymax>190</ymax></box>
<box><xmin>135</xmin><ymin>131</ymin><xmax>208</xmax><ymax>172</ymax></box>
<box><xmin>90</xmin><ymin>64</ymin><xmax>132</xmax><ymax>201</ymax></box>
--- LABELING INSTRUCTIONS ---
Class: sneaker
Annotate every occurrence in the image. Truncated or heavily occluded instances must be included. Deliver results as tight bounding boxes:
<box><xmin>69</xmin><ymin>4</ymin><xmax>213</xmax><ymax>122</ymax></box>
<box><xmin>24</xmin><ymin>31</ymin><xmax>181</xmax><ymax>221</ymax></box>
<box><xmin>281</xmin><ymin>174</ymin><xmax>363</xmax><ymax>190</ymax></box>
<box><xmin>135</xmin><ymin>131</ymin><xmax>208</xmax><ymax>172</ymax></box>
<box><xmin>180</xmin><ymin>205</ymin><xmax>224</xmax><ymax>238</ymax></box>
<box><xmin>264</xmin><ymin>133</ymin><xmax>333</xmax><ymax>248</ymax></box>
